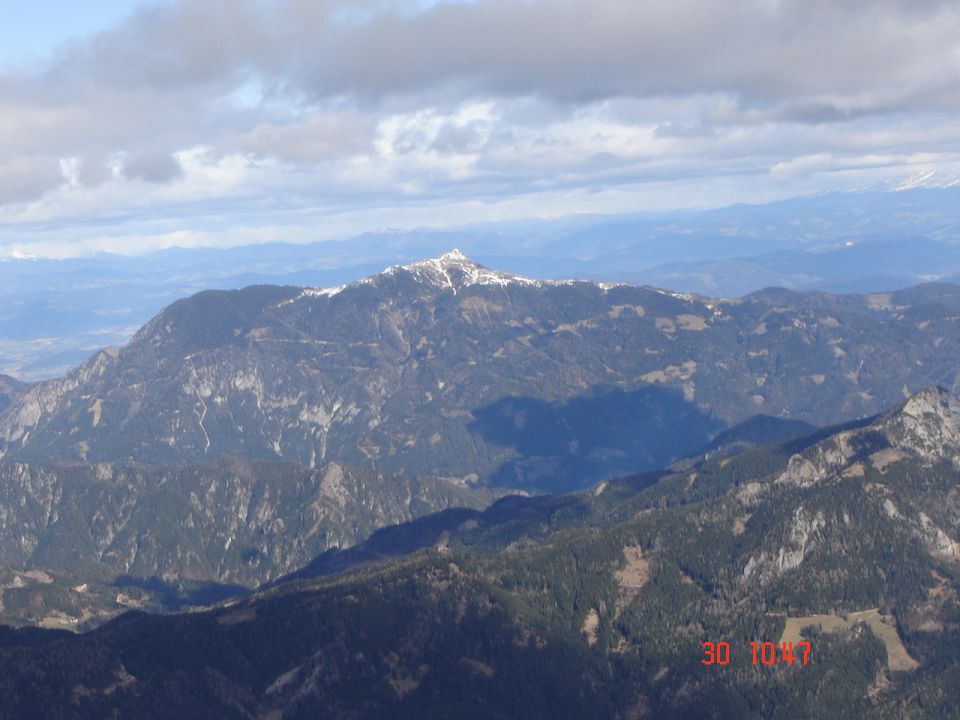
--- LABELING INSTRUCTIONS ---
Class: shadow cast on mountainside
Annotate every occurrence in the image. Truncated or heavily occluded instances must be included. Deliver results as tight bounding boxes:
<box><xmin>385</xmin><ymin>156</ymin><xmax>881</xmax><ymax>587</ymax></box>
<box><xmin>469</xmin><ymin>385</ymin><xmax>723</xmax><ymax>493</ymax></box>
<box><xmin>265</xmin><ymin>507</ymin><xmax>484</xmax><ymax>589</ymax></box>
<box><xmin>266</xmin><ymin>474</ymin><xmax>666</xmax><ymax>589</ymax></box>
<box><xmin>111</xmin><ymin>575</ymin><xmax>250</xmax><ymax>611</ymax></box>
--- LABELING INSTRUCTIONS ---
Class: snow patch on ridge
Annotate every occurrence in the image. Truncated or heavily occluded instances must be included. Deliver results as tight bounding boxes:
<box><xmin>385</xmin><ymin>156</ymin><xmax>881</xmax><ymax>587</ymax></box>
<box><xmin>302</xmin><ymin>285</ymin><xmax>347</xmax><ymax>298</ymax></box>
<box><xmin>278</xmin><ymin>284</ymin><xmax>347</xmax><ymax>306</ymax></box>
<box><xmin>890</xmin><ymin>170</ymin><xmax>960</xmax><ymax>192</ymax></box>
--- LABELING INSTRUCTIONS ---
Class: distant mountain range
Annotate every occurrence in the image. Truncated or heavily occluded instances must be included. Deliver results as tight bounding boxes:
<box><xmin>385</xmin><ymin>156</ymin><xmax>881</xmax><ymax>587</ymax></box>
<box><xmin>3</xmin><ymin>186</ymin><xmax>960</xmax><ymax>380</ymax></box>
<box><xmin>2</xmin><ymin>387</ymin><xmax>958</xmax><ymax>718</ymax></box>
<box><xmin>2</xmin><ymin>250</ymin><xmax>959</xmax><ymax>496</ymax></box>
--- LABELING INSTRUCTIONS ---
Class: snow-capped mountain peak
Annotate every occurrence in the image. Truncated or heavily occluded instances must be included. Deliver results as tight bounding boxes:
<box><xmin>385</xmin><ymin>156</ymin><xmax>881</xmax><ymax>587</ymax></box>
<box><xmin>291</xmin><ymin>249</ymin><xmax>578</xmax><ymax>304</ymax></box>
<box><xmin>383</xmin><ymin>248</ymin><xmax>545</xmax><ymax>293</ymax></box>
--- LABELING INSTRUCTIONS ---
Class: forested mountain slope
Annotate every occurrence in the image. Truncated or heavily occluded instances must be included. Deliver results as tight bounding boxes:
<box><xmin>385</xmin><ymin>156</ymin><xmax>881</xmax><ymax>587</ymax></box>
<box><xmin>2</xmin><ymin>388</ymin><xmax>958</xmax><ymax>718</ymax></box>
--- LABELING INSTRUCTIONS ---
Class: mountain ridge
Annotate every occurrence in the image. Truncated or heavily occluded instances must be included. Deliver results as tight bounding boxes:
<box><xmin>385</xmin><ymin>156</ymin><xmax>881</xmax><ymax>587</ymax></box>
<box><xmin>1</xmin><ymin>251</ymin><xmax>959</xmax><ymax>495</ymax></box>
<box><xmin>2</xmin><ymin>387</ymin><xmax>958</xmax><ymax>718</ymax></box>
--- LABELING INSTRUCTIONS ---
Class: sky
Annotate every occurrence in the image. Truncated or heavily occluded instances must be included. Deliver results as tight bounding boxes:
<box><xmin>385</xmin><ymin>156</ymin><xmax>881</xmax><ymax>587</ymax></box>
<box><xmin>0</xmin><ymin>1</ymin><xmax>143</xmax><ymax>64</ymax></box>
<box><xmin>1</xmin><ymin>0</ymin><xmax>959</xmax><ymax>258</ymax></box>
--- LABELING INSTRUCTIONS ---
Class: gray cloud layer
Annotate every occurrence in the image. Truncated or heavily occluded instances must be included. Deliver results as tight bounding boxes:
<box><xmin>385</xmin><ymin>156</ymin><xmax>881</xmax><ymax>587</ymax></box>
<box><xmin>1</xmin><ymin>0</ymin><xmax>958</xmax><ymax>253</ymax></box>
<box><xmin>61</xmin><ymin>0</ymin><xmax>958</xmax><ymax>107</ymax></box>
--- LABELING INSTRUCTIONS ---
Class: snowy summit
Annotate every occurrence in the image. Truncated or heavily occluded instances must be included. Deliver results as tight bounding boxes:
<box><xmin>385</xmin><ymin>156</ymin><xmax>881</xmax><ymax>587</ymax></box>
<box><xmin>383</xmin><ymin>249</ymin><xmax>548</xmax><ymax>293</ymax></box>
<box><xmin>297</xmin><ymin>250</ymin><xmax>579</xmax><ymax>303</ymax></box>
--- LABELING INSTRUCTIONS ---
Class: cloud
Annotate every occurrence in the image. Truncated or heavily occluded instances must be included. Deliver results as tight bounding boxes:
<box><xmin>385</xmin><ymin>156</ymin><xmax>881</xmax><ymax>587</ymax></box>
<box><xmin>75</xmin><ymin>154</ymin><xmax>115</xmax><ymax>187</ymax></box>
<box><xmin>238</xmin><ymin>111</ymin><xmax>374</xmax><ymax>164</ymax></box>
<box><xmin>0</xmin><ymin>156</ymin><xmax>64</xmax><ymax>204</ymax></box>
<box><xmin>431</xmin><ymin>120</ymin><xmax>487</xmax><ymax>154</ymax></box>
<box><xmin>57</xmin><ymin>0</ymin><xmax>953</xmax><ymax>111</ymax></box>
<box><xmin>0</xmin><ymin>0</ymin><xmax>957</xmax><ymax>255</ymax></box>
<box><xmin>123</xmin><ymin>152</ymin><xmax>183</xmax><ymax>183</ymax></box>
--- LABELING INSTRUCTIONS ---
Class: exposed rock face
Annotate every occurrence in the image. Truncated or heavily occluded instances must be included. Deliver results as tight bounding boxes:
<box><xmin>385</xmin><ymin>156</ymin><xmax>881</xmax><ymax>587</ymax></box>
<box><xmin>878</xmin><ymin>386</ymin><xmax>960</xmax><ymax>464</ymax></box>
<box><xmin>1</xmin><ymin>253</ymin><xmax>958</xmax><ymax>492</ymax></box>
<box><xmin>739</xmin><ymin>386</ymin><xmax>960</xmax><ymax>582</ymax></box>
<box><xmin>772</xmin><ymin>387</ymin><xmax>960</xmax><ymax>491</ymax></box>
<box><xmin>742</xmin><ymin>505</ymin><xmax>826</xmax><ymax>580</ymax></box>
